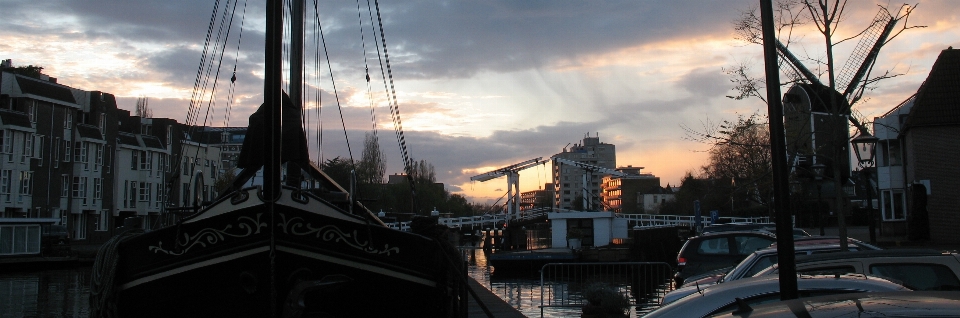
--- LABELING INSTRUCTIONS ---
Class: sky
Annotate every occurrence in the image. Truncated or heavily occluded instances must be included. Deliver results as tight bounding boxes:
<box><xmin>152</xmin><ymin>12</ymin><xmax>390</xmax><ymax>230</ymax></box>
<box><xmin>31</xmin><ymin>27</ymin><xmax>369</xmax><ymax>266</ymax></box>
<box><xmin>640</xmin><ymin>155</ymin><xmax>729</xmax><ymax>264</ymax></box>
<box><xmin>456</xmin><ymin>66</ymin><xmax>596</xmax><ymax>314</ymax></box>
<box><xmin>1</xmin><ymin>0</ymin><xmax>958</xmax><ymax>205</ymax></box>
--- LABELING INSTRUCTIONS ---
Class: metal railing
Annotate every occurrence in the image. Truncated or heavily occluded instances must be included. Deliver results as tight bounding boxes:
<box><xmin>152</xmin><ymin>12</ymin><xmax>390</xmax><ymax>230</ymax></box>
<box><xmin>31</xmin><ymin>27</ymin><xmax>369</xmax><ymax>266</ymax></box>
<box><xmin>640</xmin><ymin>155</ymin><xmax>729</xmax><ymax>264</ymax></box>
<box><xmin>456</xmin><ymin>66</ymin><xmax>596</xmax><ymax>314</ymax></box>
<box><xmin>539</xmin><ymin>262</ymin><xmax>674</xmax><ymax>317</ymax></box>
<box><xmin>385</xmin><ymin>211</ymin><xmax>773</xmax><ymax>232</ymax></box>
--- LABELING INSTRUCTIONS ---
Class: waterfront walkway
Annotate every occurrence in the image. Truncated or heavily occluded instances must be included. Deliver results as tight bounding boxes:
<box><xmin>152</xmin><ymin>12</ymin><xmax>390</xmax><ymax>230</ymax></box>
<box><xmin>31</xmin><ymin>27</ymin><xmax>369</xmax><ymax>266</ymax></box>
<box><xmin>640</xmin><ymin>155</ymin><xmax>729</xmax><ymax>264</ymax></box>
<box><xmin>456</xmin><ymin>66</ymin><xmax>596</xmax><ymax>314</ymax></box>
<box><xmin>468</xmin><ymin>276</ymin><xmax>526</xmax><ymax>318</ymax></box>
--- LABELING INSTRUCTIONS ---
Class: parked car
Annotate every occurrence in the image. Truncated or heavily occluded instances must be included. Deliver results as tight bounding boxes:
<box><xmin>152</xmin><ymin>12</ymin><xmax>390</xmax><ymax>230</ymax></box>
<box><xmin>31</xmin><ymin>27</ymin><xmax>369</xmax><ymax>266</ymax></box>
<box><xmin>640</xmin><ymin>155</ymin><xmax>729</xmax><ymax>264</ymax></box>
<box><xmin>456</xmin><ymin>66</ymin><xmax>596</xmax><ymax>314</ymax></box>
<box><xmin>756</xmin><ymin>249</ymin><xmax>960</xmax><ymax>291</ymax></box>
<box><xmin>720</xmin><ymin>291</ymin><xmax>960</xmax><ymax>317</ymax></box>
<box><xmin>674</xmin><ymin>231</ymin><xmax>777</xmax><ymax>286</ymax></box>
<box><xmin>702</xmin><ymin>223</ymin><xmax>810</xmax><ymax>238</ymax></box>
<box><xmin>665</xmin><ymin>238</ymin><xmax>882</xmax><ymax>305</ymax></box>
<box><xmin>645</xmin><ymin>274</ymin><xmax>909</xmax><ymax>318</ymax></box>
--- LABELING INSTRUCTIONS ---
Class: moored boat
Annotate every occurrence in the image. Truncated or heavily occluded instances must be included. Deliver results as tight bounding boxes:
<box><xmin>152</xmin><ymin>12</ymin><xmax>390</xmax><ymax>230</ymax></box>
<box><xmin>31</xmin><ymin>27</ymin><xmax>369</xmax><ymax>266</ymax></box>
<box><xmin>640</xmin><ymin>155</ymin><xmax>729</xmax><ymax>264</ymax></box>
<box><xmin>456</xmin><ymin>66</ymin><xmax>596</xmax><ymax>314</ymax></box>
<box><xmin>90</xmin><ymin>1</ymin><xmax>466</xmax><ymax>317</ymax></box>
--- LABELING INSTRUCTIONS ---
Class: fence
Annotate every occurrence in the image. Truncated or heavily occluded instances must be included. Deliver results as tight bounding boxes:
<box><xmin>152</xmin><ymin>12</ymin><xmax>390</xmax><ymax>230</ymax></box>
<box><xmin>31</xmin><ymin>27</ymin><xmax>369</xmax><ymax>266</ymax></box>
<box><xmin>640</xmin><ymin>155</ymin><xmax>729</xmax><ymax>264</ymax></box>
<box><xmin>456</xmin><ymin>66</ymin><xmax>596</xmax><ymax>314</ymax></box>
<box><xmin>539</xmin><ymin>262</ymin><xmax>674</xmax><ymax>317</ymax></box>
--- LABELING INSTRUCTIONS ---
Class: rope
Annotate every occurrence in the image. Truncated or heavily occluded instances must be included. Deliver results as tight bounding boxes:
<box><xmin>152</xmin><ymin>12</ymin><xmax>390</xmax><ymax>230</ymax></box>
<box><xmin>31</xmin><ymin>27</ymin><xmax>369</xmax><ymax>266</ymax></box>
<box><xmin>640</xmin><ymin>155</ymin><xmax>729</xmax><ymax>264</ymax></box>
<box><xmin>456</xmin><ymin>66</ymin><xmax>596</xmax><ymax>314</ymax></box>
<box><xmin>371</xmin><ymin>0</ymin><xmax>420</xmax><ymax>213</ymax></box>
<box><xmin>311</xmin><ymin>0</ymin><xmax>355</xmax><ymax>165</ymax></box>
<box><xmin>89</xmin><ymin>228</ymin><xmax>144</xmax><ymax>318</ymax></box>
<box><xmin>224</xmin><ymin>0</ymin><xmax>248</xmax><ymax>128</ymax></box>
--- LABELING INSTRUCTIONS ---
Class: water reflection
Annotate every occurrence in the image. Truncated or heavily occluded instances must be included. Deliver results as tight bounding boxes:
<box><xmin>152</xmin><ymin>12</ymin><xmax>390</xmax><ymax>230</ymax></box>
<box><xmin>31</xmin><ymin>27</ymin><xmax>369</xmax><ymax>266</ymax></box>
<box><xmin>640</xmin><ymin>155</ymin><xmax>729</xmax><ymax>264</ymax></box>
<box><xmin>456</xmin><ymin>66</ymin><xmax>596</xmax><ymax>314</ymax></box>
<box><xmin>465</xmin><ymin>247</ymin><xmax>643</xmax><ymax>318</ymax></box>
<box><xmin>0</xmin><ymin>266</ymin><xmax>90</xmax><ymax>318</ymax></box>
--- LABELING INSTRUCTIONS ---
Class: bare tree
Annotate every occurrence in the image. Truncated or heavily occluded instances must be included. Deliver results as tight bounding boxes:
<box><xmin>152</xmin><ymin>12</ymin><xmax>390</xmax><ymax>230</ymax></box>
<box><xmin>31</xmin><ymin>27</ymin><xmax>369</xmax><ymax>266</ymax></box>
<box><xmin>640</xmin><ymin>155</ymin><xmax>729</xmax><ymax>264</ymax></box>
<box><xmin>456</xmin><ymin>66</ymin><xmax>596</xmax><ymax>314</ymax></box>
<box><xmin>136</xmin><ymin>95</ymin><xmax>153</xmax><ymax>118</ymax></box>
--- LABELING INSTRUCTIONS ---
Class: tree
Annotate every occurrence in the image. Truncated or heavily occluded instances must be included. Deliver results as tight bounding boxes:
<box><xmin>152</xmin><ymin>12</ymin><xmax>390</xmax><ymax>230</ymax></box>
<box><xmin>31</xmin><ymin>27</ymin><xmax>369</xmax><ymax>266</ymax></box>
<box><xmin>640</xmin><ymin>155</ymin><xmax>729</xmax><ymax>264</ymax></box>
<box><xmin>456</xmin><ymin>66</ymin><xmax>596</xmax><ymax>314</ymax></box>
<box><xmin>136</xmin><ymin>96</ymin><xmax>153</xmax><ymax>118</ymax></box>
<box><xmin>213</xmin><ymin>167</ymin><xmax>237</xmax><ymax>194</ymax></box>
<box><xmin>3</xmin><ymin>64</ymin><xmax>45</xmax><ymax>78</ymax></box>
<box><xmin>356</xmin><ymin>132</ymin><xmax>385</xmax><ymax>186</ymax></box>
<box><xmin>692</xmin><ymin>113</ymin><xmax>774</xmax><ymax>212</ymax></box>
<box><xmin>320</xmin><ymin>157</ymin><xmax>354</xmax><ymax>189</ymax></box>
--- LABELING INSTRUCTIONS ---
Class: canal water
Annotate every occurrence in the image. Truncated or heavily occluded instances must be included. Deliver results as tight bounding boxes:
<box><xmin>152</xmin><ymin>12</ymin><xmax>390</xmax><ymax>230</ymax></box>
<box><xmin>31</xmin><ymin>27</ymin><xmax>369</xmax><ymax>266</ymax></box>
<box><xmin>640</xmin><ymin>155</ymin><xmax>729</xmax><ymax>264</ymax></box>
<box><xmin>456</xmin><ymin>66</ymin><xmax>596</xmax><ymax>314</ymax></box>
<box><xmin>465</xmin><ymin>247</ymin><xmax>646</xmax><ymax>318</ymax></box>
<box><xmin>1</xmin><ymin>249</ymin><xmax>652</xmax><ymax>317</ymax></box>
<box><xmin>0</xmin><ymin>266</ymin><xmax>91</xmax><ymax>317</ymax></box>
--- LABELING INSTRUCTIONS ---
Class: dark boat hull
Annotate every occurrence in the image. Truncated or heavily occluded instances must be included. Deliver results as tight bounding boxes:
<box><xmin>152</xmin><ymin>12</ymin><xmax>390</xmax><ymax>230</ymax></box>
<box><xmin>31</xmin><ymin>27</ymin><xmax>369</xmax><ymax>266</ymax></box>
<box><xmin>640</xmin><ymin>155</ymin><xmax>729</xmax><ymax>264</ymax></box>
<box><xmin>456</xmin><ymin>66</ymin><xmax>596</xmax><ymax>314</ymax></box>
<box><xmin>108</xmin><ymin>188</ymin><xmax>462</xmax><ymax>317</ymax></box>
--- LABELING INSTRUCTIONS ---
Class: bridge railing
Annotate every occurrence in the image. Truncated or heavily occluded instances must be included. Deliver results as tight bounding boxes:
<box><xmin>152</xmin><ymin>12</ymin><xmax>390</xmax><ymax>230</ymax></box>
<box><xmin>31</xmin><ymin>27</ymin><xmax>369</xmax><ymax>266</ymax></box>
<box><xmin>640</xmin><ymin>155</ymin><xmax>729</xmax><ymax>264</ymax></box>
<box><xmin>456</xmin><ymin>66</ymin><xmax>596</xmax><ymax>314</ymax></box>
<box><xmin>385</xmin><ymin>211</ymin><xmax>773</xmax><ymax>232</ymax></box>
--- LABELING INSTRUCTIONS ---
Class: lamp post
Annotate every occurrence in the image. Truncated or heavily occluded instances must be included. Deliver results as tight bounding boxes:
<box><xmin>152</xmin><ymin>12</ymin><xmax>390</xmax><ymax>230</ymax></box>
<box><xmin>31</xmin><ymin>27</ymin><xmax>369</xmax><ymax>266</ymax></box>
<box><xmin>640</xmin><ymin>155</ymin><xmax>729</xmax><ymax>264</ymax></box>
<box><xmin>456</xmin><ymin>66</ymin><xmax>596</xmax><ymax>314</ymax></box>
<box><xmin>851</xmin><ymin>131</ymin><xmax>879</xmax><ymax>244</ymax></box>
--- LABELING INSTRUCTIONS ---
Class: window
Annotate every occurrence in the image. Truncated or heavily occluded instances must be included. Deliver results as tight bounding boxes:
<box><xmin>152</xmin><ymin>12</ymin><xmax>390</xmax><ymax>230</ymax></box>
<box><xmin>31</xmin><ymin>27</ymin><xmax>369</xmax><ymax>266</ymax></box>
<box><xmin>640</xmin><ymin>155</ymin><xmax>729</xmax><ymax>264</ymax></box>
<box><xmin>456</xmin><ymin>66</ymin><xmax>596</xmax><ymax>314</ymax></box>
<box><xmin>28</xmin><ymin>101</ymin><xmax>37</xmax><ymax>123</ymax></box>
<box><xmin>131</xmin><ymin>149</ymin><xmax>139</xmax><ymax>170</ymax></box>
<box><xmin>888</xmin><ymin>141</ymin><xmax>902</xmax><ymax>166</ymax></box>
<box><xmin>155</xmin><ymin>182</ymin><xmax>163</xmax><ymax>208</ymax></box>
<box><xmin>870</xmin><ymin>264</ymin><xmax>960</xmax><ymax>291</ymax></box>
<box><xmin>139</xmin><ymin>182</ymin><xmax>150</xmax><ymax>202</ymax></box>
<box><xmin>50</xmin><ymin>137</ymin><xmax>60</xmax><ymax>168</ymax></box>
<box><xmin>95</xmin><ymin>210</ymin><xmax>109</xmax><ymax>231</ymax></box>
<box><xmin>141</xmin><ymin>151</ymin><xmax>152</xmax><ymax>171</ymax></box>
<box><xmin>79</xmin><ymin>142</ymin><xmax>89</xmax><ymax>170</ymax></box>
<box><xmin>882</xmin><ymin>190</ymin><xmax>906</xmax><ymax>221</ymax></box>
<box><xmin>22</xmin><ymin>133</ymin><xmax>33</xmax><ymax>163</ymax></box>
<box><xmin>72</xmin><ymin>213</ymin><xmax>86</xmax><ymax>240</ymax></box>
<box><xmin>93</xmin><ymin>178</ymin><xmax>102</xmax><ymax>200</ymax></box>
<box><xmin>735</xmin><ymin>236</ymin><xmax>776</xmax><ymax>255</ymax></box>
<box><xmin>158</xmin><ymin>154</ymin><xmax>166</xmax><ymax>173</ymax></box>
<box><xmin>64</xmin><ymin>110</ymin><xmax>73</xmax><ymax>130</ymax></box>
<box><xmin>98</xmin><ymin>113</ymin><xmax>106</xmax><ymax>136</ymax></box>
<box><xmin>63</xmin><ymin>140</ymin><xmax>71</xmax><ymax>162</ymax></box>
<box><xmin>128</xmin><ymin>182</ymin><xmax>137</xmax><ymax>208</ymax></box>
<box><xmin>73</xmin><ymin>177</ymin><xmax>88</xmax><ymax>205</ymax></box>
<box><xmin>183</xmin><ymin>157</ymin><xmax>190</xmax><ymax>176</ymax></box>
<box><xmin>0</xmin><ymin>130</ymin><xmax>7</xmax><ymax>160</ymax></box>
<box><xmin>797</xmin><ymin>266</ymin><xmax>856</xmax><ymax>276</ymax></box>
<box><xmin>0</xmin><ymin>170</ymin><xmax>11</xmax><ymax>203</ymax></box>
<box><xmin>697</xmin><ymin>237</ymin><xmax>731</xmax><ymax>255</ymax></box>
<box><xmin>93</xmin><ymin>144</ymin><xmax>103</xmax><ymax>171</ymax></box>
<box><xmin>19</xmin><ymin>171</ymin><xmax>32</xmax><ymax>196</ymax></box>
<box><xmin>61</xmin><ymin>175</ymin><xmax>69</xmax><ymax>197</ymax></box>
<box><xmin>0</xmin><ymin>224</ymin><xmax>41</xmax><ymax>255</ymax></box>
<box><xmin>210</xmin><ymin>163</ymin><xmax>217</xmax><ymax>179</ymax></box>
<box><xmin>74</xmin><ymin>141</ymin><xmax>81</xmax><ymax>161</ymax></box>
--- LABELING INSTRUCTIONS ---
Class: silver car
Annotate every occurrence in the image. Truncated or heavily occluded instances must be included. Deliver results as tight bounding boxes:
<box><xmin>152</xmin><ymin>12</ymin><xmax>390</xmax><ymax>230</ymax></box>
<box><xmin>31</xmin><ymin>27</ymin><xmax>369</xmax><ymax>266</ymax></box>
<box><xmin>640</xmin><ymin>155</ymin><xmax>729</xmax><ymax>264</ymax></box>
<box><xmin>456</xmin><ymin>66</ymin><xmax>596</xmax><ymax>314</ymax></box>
<box><xmin>665</xmin><ymin>239</ymin><xmax>881</xmax><ymax>305</ymax></box>
<box><xmin>644</xmin><ymin>274</ymin><xmax>909</xmax><ymax>318</ymax></box>
<box><xmin>719</xmin><ymin>291</ymin><xmax>960</xmax><ymax>317</ymax></box>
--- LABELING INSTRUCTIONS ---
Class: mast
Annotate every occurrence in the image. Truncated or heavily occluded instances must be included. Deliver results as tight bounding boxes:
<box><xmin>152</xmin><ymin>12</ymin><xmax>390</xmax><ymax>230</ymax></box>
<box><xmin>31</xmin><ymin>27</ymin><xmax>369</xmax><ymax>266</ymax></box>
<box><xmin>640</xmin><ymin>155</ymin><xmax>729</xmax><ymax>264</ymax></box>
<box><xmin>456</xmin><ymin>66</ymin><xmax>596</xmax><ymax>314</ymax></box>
<box><xmin>290</xmin><ymin>0</ymin><xmax>304</xmax><ymax>106</ymax></box>
<box><xmin>286</xmin><ymin>0</ymin><xmax>305</xmax><ymax>186</ymax></box>
<box><xmin>264</xmin><ymin>0</ymin><xmax>282</xmax><ymax>314</ymax></box>
<box><xmin>264</xmin><ymin>0</ymin><xmax>283</xmax><ymax>198</ymax></box>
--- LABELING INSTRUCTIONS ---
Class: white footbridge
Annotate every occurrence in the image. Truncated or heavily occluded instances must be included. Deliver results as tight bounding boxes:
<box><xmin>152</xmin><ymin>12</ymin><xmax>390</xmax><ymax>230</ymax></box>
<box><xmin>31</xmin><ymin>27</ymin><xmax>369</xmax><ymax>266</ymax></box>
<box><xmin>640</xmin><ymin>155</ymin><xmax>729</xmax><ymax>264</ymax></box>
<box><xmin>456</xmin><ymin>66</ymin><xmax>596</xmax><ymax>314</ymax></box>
<box><xmin>384</xmin><ymin>208</ymin><xmax>770</xmax><ymax>232</ymax></box>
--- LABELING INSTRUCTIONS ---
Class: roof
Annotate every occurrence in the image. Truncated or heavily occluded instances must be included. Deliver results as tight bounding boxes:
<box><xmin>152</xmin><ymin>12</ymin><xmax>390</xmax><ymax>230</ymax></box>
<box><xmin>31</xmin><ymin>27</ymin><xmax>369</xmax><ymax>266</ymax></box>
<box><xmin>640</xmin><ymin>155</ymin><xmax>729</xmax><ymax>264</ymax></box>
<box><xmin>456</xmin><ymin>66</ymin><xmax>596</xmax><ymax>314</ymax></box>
<box><xmin>0</xmin><ymin>109</ymin><xmax>32</xmax><ymax>129</ymax></box>
<box><xmin>793</xmin><ymin>83</ymin><xmax>851</xmax><ymax>114</ymax></box>
<box><xmin>904</xmin><ymin>47</ymin><xmax>960</xmax><ymax>130</ymax></box>
<box><xmin>142</xmin><ymin>135</ymin><xmax>165</xmax><ymax>150</ymax></box>
<box><xmin>117</xmin><ymin>133</ymin><xmax>141</xmax><ymax>147</ymax></box>
<box><xmin>76</xmin><ymin>124</ymin><xmax>103</xmax><ymax>140</ymax></box>
<box><xmin>13</xmin><ymin>74</ymin><xmax>76</xmax><ymax>104</ymax></box>
<box><xmin>794</xmin><ymin>249</ymin><xmax>950</xmax><ymax>264</ymax></box>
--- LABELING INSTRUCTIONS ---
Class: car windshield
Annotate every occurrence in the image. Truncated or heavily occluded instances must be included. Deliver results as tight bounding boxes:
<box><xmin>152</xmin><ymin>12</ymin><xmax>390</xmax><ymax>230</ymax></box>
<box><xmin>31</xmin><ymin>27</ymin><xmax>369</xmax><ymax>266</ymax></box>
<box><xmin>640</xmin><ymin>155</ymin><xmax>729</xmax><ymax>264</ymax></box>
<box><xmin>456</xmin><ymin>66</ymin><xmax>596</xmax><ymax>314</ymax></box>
<box><xmin>722</xmin><ymin>252</ymin><xmax>769</xmax><ymax>282</ymax></box>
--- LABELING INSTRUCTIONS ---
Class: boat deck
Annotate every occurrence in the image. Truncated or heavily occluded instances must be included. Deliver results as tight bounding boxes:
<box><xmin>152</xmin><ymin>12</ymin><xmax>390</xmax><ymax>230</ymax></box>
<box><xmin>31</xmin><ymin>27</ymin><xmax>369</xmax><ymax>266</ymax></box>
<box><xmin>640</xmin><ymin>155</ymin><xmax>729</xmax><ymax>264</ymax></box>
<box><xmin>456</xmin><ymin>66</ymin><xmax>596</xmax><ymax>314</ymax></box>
<box><xmin>467</xmin><ymin>276</ymin><xmax>526</xmax><ymax>318</ymax></box>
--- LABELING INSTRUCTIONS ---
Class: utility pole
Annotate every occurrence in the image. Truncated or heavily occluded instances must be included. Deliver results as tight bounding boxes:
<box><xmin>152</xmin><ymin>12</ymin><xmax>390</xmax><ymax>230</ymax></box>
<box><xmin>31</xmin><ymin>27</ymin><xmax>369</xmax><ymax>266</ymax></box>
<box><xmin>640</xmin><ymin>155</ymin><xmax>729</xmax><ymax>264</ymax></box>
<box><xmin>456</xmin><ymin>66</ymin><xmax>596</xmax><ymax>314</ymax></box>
<box><xmin>759</xmin><ymin>0</ymin><xmax>797</xmax><ymax>300</ymax></box>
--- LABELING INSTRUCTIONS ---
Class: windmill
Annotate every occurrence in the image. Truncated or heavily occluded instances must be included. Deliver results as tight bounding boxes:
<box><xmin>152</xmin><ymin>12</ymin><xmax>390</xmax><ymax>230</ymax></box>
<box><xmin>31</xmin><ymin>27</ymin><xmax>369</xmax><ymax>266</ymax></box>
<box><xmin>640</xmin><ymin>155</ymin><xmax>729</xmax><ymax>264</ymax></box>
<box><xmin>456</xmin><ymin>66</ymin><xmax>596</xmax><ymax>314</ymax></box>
<box><xmin>778</xmin><ymin>7</ymin><xmax>900</xmax><ymax>177</ymax></box>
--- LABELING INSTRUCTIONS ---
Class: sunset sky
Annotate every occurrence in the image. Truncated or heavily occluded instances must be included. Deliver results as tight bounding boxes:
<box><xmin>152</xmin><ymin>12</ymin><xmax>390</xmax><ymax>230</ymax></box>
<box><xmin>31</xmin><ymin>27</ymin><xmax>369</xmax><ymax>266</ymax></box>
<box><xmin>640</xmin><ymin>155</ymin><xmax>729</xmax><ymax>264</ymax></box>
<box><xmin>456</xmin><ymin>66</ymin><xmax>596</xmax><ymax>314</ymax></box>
<box><xmin>2</xmin><ymin>0</ymin><xmax>957</xmax><ymax>205</ymax></box>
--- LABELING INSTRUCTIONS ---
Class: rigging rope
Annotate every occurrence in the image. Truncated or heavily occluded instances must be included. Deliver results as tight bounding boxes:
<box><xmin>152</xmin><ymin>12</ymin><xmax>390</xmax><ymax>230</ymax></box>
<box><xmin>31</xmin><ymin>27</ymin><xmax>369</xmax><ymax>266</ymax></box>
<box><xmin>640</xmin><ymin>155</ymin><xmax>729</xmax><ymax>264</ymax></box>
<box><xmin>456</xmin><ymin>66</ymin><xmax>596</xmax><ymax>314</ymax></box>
<box><xmin>311</xmin><ymin>0</ymin><xmax>324</xmax><ymax>164</ymax></box>
<box><xmin>311</xmin><ymin>0</ymin><xmax>355</xmax><ymax>165</ymax></box>
<box><xmin>224</xmin><ymin>0</ymin><xmax>249</xmax><ymax>128</ymax></box>
<box><xmin>370</xmin><ymin>0</ymin><xmax>420</xmax><ymax>213</ymax></box>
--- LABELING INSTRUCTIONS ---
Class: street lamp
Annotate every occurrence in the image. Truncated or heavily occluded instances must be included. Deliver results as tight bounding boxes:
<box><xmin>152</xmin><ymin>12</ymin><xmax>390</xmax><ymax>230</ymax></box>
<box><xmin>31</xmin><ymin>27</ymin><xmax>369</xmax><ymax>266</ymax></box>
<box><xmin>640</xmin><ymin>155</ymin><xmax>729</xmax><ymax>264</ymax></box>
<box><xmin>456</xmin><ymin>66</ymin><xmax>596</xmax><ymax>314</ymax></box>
<box><xmin>851</xmin><ymin>131</ymin><xmax>879</xmax><ymax>244</ymax></box>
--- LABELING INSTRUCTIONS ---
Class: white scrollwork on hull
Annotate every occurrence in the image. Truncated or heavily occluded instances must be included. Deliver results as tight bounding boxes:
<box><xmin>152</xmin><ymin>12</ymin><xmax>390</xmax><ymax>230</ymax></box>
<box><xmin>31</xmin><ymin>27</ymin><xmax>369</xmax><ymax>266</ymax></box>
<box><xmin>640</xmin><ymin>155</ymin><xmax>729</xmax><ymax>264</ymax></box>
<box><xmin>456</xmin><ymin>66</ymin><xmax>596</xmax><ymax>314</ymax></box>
<box><xmin>149</xmin><ymin>214</ymin><xmax>267</xmax><ymax>256</ymax></box>
<box><xmin>148</xmin><ymin>213</ymin><xmax>400</xmax><ymax>256</ymax></box>
<box><xmin>278</xmin><ymin>213</ymin><xmax>400</xmax><ymax>256</ymax></box>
